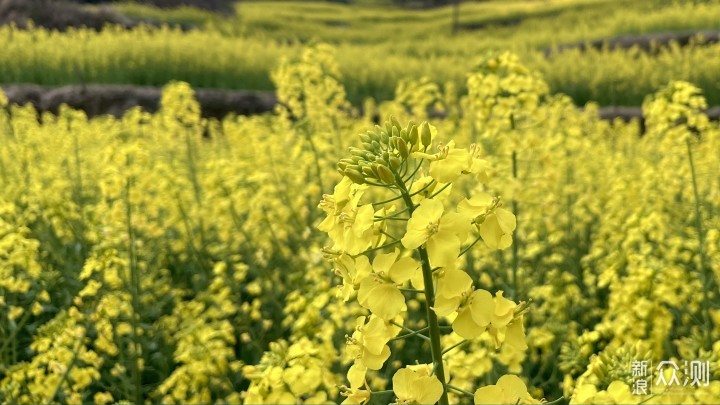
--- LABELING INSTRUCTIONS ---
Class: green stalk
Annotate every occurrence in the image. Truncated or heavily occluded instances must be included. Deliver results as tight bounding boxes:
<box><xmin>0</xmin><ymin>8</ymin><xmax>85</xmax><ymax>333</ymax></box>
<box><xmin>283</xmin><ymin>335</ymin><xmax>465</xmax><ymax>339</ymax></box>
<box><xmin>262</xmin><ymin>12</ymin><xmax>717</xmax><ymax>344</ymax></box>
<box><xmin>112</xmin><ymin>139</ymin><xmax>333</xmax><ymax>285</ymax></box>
<box><xmin>511</xmin><ymin>150</ymin><xmax>520</xmax><ymax>299</ymax></box>
<box><xmin>48</xmin><ymin>332</ymin><xmax>84</xmax><ymax>404</ymax></box>
<box><xmin>124</xmin><ymin>170</ymin><xmax>143</xmax><ymax>405</ymax></box>
<box><xmin>686</xmin><ymin>138</ymin><xmax>713</xmax><ymax>349</ymax></box>
<box><xmin>395</xmin><ymin>174</ymin><xmax>450</xmax><ymax>405</ymax></box>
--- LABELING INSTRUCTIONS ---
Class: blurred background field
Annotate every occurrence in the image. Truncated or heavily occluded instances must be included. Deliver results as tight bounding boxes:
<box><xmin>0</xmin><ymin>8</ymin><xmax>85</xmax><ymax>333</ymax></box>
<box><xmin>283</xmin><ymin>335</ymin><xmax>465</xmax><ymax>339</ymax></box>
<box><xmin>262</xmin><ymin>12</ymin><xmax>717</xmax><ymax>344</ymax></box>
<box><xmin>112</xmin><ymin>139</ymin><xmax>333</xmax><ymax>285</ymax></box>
<box><xmin>2</xmin><ymin>0</ymin><xmax>720</xmax><ymax>107</ymax></box>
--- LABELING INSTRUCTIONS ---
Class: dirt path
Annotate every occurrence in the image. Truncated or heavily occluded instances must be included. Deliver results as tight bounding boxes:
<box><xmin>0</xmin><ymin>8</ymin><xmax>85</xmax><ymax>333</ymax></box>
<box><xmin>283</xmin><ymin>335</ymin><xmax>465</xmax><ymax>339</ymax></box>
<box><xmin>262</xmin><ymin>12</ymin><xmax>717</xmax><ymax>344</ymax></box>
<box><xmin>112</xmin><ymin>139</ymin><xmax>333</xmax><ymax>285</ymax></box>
<box><xmin>2</xmin><ymin>84</ymin><xmax>277</xmax><ymax>118</ymax></box>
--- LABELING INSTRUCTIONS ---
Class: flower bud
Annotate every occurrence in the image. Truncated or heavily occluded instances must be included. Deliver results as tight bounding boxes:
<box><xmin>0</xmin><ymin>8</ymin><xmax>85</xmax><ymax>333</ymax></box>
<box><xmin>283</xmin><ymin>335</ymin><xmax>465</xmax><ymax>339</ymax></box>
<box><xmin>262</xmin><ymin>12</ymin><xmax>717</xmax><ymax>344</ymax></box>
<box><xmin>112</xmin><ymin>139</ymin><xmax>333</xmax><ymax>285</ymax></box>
<box><xmin>400</xmin><ymin>128</ymin><xmax>409</xmax><ymax>143</ymax></box>
<box><xmin>391</xmin><ymin>115</ymin><xmax>401</xmax><ymax>131</ymax></box>
<box><xmin>359</xmin><ymin>133</ymin><xmax>372</xmax><ymax>143</ymax></box>
<box><xmin>385</xmin><ymin>121</ymin><xmax>393</xmax><ymax>137</ymax></box>
<box><xmin>392</xmin><ymin>126</ymin><xmax>400</xmax><ymax>140</ymax></box>
<box><xmin>349</xmin><ymin>147</ymin><xmax>365</xmax><ymax>157</ymax></box>
<box><xmin>361</xmin><ymin>142</ymin><xmax>374</xmax><ymax>151</ymax></box>
<box><xmin>389</xmin><ymin>137</ymin><xmax>398</xmax><ymax>151</ymax></box>
<box><xmin>371</xmin><ymin>141</ymin><xmax>382</xmax><ymax>151</ymax></box>
<box><xmin>409</xmin><ymin>125</ymin><xmax>419</xmax><ymax>145</ymax></box>
<box><xmin>397</xmin><ymin>138</ymin><xmax>409</xmax><ymax>158</ymax></box>
<box><xmin>361</xmin><ymin>165</ymin><xmax>376</xmax><ymax>178</ymax></box>
<box><xmin>345</xmin><ymin>169</ymin><xmax>365</xmax><ymax>185</ymax></box>
<box><xmin>380</xmin><ymin>131</ymin><xmax>390</xmax><ymax>145</ymax></box>
<box><xmin>376</xmin><ymin>165</ymin><xmax>395</xmax><ymax>184</ymax></box>
<box><xmin>389</xmin><ymin>156</ymin><xmax>402</xmax><ymax>171</ymax></box>
<box><xmin>421</xmin><ymin>122</ymin><xmax>432</xmax><ymax>147</ymax></box>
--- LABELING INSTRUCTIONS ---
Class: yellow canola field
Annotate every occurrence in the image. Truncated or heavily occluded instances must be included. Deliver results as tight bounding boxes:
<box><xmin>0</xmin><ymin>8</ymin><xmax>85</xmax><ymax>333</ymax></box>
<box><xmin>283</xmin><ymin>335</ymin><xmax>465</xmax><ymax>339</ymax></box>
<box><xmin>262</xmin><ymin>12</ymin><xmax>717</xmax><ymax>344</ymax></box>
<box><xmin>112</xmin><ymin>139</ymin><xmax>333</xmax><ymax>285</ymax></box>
<box><xmin>0</xmin><ymin>46</ymin><xmax>718</xmax><ymax>404</ymax></box>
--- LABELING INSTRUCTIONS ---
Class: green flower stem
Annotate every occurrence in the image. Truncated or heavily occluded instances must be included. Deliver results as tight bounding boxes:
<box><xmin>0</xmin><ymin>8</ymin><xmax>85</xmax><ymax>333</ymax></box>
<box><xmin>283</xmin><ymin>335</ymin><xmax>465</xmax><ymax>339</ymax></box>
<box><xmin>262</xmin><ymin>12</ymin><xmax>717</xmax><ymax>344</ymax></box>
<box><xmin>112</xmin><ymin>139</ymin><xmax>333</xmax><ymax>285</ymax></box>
<box><xmin>686</xmin><ymin>138</ymin><xmax>713</xmax><ymax>349</ymax></box>
<box><xmin>124</xmin><ymin>169</ymin><xmax>144</xmax><ymax>405</ymax></box>
<box><xmin>544</xmin><ymin>396</ymin><xmax>566</xmax><ymax>405</ymax></box>
<box><xmin>372</xmin><ymin>178</ymin><xmax>435</xmax><ymax>207</ymax></box>
<box><xmin>371</xmin><ymin>390</ymin><xmax>394</xmax><ymax>395</ymax></box>
<box><xmin>296</xmin><ymin>119</ymin><xmax>326</xmax><ymax>198</ymax></box>
<box><xmin>511</xmin><ymin>150</ymin><xmax>520</xmax><ymax>299</ymax></box>
<box><xmin>374</xmin><ymin>216</ymin><xmax>409</xmax><ymax>222</ymax></box>
<box><xmin>389</xmin><ymin>326</ymin><xmax>430</xmax><ymax>342</ymax></box>
<box><xmin>395</xmin><ymin>173</ymin><xmax>450</xmax><ymax>405</ymax></box>
<box><xmin>442</xmin><ymin>339</ymin><xmax>468</xmax><ymax>355</ymax></box>
<box><xmin>376</xmin><ymin>206</ymin><xmax>410</xmax><ymax>218</ymax></box>
<box><xmin>446</xmin><ymin>384</ymin><xmax>475</xmax><ymax>398</ymax></box>
<box><xmin>398</xmin><ymin>287</ymin><xmax>424</xmax><ymax>294</ymax></box>
<box><xmin>49</xmin><ymin>329</ymin><xmax>85</xmax><ymax>403</ymax></box>
<box><xmin>459</xmin><ymin>235</ymin><xmax>482</xmax><ymax>257</ymax></box>
<box><xmin>379</xmin><ymin>229</ymin><xmax>400</xmax><ymax>242</ymax></box>
<box><xmin>390</xmin><ymin>320</ymin><xmax>430</xmax><ymax>341</ymax></box>
<box><xmin>427</xmin><ymin>182</ymin><xmax>452</xmax><ymax>199</ymax></box>
<box><xmin>355</xmin><ymin>239</ymin><xmax>402</xmax><ymax>257</ymax></box>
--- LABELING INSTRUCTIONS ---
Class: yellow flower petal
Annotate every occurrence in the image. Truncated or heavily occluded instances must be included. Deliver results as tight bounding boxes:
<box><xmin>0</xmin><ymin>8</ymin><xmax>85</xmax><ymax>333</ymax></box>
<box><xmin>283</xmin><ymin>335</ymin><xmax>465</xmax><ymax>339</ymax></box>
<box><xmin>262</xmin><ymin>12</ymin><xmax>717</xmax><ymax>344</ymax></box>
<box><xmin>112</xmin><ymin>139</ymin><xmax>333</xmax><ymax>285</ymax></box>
<box><xmin>358</xmin><ymin>280</ymin><xmax>406</xmax><ymax>321</ymax></box>
<box><xmin>453</xmin><ymin>306</ymin><xmax>484</xmax><ymax>339</ymax></box>
<box><xmin>388</xmin><ymin>256</ymin><xmax>419</xmax><ymax>284</ymax></box>
<box><xmin>427</xmin><ymin>229</ymin><xmax>462</xmax><ymax>268</ymax></box>
<box><xmin>474</xmin><ymin>385</ymin><xmax>505</xmax><ymax>405</ymax></box>
<box><xmin>402</xmin><ymin>199</ymin><xmax>444</xmax><ymax>249</ymax></box>
<box><xmin>470</xmin><ymin>289</ymin><xmax>494</xmax><ymax>328</ymax></box>
<box><xmin>496</xmin><ymin>375</ymin><xmax>528</xmax><ymax>404</ymax></box>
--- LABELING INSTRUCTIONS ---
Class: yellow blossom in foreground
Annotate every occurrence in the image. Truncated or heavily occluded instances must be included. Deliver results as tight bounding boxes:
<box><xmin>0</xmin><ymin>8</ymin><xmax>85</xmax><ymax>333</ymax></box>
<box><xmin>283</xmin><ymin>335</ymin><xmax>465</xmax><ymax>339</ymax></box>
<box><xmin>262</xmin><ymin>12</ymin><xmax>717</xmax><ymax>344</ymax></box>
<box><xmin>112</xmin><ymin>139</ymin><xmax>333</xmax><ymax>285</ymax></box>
<box><xmin>347</xmin><ymin>316</ymin><xmax>398</xmax><ymax>370</ymax></box>
<box><xmin>458</xmin><ymin>193</ymin><xmax>516</xmax><ymax>249</ymax></box>
<box><xmin>402</xmin><ymin>198</ymin><xmax>471</xmax><ymax>268</ymax></box>
<box><xmin>341</xmin><ymin>363</ymin><xmax>371</xmax><ymax>405</ymax></box>
<box><xmin>392</xmin><ymin>367</ymin><xmax>444</xmax><ymax>405</ymax></box>
<box><xmin>474</xmin><ymin>374</ymin><xmax>539</xmax><ymax>404</ymax></box>
<box><xmin>334</xmin><ymin>254</ymin><xmax>372</xmax><ymax>301</ymax></box>
<box><xmin>357</xmin><ymin>249</ymin><xmax>419</xmax><ymax>320</ymax></box>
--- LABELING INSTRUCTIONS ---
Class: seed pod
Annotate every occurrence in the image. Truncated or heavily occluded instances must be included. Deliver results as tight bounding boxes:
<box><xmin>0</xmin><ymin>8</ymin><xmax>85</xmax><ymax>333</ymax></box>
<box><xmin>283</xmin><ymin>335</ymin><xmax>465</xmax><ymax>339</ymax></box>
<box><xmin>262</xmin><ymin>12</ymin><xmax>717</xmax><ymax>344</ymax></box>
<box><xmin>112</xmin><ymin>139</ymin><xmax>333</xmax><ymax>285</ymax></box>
<box><xmin>397</xmin><ymin>138</ymin><xmax>409</xmax><ymax>158</ymax></box>
<box><xmin>345</xmin><ymin>169</ymin><xmax>366</xmax><ymax>185</ymax></box>
<box><xmin>376</xmin><ymin>165</ymin><xmax>395</xmax><ymax>184</ymax></box>
<box><xmin>421</xmin><ymin>122</ymin><xmax>432</xmax><ymax>147</ymax></box>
